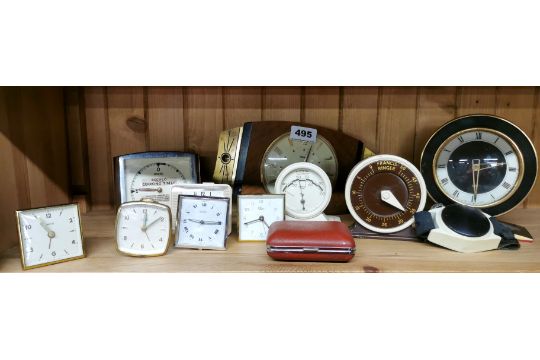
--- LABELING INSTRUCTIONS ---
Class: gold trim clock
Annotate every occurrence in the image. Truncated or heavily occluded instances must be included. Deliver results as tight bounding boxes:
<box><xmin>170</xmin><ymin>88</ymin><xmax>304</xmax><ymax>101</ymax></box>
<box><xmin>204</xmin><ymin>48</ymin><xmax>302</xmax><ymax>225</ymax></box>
<box><xmin>238</xmin><ymin>194</ymin><xmax>285</xmax><ymax>241</ymax></box>
<box><xmin>16</xmin><ymin>203</ymin><xmax>85</xmax><ymax>270</ymax></box>
<box><xmin>420</xmin><ymin>114</ymin><xmax>538</xmax><ymax>216</ymax></box>
<box><xmin>115</xmin><ymin>199</ymin><xmax>172</xmax><ymax>257</ymax></box>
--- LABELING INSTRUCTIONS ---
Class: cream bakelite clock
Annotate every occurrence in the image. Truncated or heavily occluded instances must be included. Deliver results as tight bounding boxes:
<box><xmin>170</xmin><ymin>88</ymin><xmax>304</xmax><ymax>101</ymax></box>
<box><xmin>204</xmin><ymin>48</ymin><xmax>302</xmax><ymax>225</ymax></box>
<box><xmin>175</xmin><ymin>196</ymin><xmax>229</xmax><ymax>250</ymax></box>
<box><xmin>274</xmin><ymin>162</ymin><xmax>334</xmax><ymax>221</ymax></box>
<box><xmin>238</xmin><ymin>194</ymin><xmax>285</xmax><ymax>241</ymax></box>
<box><xmin>115</xmin><ymin>200</ymin><xmax>172</xmax><ymax>257</ymax></box>
<box><xmin>16</xmin><ymin>204</ymin><xmax>85</xmax><ymax>270</ymax></box>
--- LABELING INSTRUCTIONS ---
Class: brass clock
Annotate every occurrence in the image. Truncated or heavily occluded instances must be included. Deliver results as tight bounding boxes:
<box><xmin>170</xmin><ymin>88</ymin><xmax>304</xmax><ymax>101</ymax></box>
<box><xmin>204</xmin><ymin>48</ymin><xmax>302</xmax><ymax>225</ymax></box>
<box><xmin>420</xmin><ymin>114</ymin><xmax>537</xmax><ymax>216</ymax></box>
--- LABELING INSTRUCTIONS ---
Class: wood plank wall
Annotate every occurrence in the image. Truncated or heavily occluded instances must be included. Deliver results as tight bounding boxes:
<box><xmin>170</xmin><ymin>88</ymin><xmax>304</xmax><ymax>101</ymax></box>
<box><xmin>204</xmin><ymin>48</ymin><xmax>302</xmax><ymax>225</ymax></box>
<box><xmin>1</xmin><ymin>86</ymin><xmax>540</xmax><ymax>253</ymax></box>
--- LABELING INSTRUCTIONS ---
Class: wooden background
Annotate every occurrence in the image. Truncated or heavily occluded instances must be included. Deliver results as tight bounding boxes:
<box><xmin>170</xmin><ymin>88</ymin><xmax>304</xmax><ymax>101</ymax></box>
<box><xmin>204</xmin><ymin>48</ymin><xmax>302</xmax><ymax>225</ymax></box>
<box><xmin>1</xmin><ymin>86</ymin><xmax>540</xmax><ymax>253</ymax></box>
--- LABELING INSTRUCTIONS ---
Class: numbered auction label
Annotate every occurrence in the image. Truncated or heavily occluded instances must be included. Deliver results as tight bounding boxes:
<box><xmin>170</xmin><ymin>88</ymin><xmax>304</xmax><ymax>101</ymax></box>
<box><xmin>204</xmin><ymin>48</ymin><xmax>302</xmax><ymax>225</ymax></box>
<box><xmin>290</xmin><ymin>125</ymin><xmax>317</xmax><ymax>143</ymax></box>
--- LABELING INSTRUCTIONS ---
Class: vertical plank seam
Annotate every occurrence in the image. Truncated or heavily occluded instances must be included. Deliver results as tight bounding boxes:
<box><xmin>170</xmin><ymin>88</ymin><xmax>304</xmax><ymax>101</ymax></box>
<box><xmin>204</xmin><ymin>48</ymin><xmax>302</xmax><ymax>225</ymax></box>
<box><xmin>221</xmin><ymin>86</ymin><xmax>226</xmax><ymax>129</ymax></box>
<box><xmin>338</xmin><ymin>86</ymin><xmax>344</xmax><ymax>132</ymax></box>
<box><xmin>62</xmin><ymin>87</ymin><xmax>75</xmax><ymax>198</ymax></box>
<box><xmin>261</xmin><ymin>86</ymin><xmax>266</xmax><ymax>121</ymax></box>
<box><xmin>300</xmin><ymin>86</ymin><xmax>306</xmax><ymax>123</ymax></box>
<box><xmin>143</xmin><ymin>86</ymin><xmax>150</xmax><ymax>150</ymax></box>
<box><xmin>494</xmin><ymin>86</ymin><xmax>501</xmax><ymax>114</ymax></box>
<box><xmin>453</xmin><ymin>86</ymin><xmax>460</xmax><ymax>118</ymax></box>
<box><xmin>182</xmin><ymin>87</ymin><xmax>189</xmax><ymax>151</ymax></box>
<box><xmin>78</xmin><ymin>87</ymin><xmax>91</xmax><ymax>195</ymax></box>
<box><xmin>375</xmin><ymin>86</ymin><xmax>383</xmax><ymax>152</ymax></box>
<box><xmin>412</xmin><ymin>86</ymin><xmax>421</xmax><ymax>164</ymax></box>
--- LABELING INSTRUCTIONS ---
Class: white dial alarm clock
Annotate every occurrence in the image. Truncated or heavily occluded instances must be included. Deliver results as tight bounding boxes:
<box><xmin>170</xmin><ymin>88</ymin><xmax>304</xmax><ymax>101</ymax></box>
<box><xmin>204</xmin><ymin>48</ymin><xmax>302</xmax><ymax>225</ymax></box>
<box><xmin>238</xmin><ymin>194</ymin><xmax>285</xmax><ymax>241</ymax></box>
<box><xmin>274</xmin><ymin>162</ymin><xmax>335</xmax><ymax>221</ymax></box>
<box><xmin>115</xmin><ymin>200</ymin><xmax>172</xmax><ymax>257</ymax></box>
<box><xmin>175</xmin><ymin>195</ymin><xmax>230</xmax><ymax>250</ymax></box>
<box><xmin>170</xmin><ymin>182</ymin><xmax>232</xmax><ymax>234</ymax></box>
<box><xmin>16</xmin><ymin>203</ymin><xmax>85</xmax><ymax>270</ymax></box>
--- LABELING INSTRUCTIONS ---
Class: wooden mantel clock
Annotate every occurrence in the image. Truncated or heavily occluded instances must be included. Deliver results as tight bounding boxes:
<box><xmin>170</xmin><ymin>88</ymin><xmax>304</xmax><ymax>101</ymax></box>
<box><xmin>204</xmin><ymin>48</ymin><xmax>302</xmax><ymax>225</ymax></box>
<box><xmin>212</xmin><ymin>121</ymin><xmax>375</xmax><ymax>213</ymax></box>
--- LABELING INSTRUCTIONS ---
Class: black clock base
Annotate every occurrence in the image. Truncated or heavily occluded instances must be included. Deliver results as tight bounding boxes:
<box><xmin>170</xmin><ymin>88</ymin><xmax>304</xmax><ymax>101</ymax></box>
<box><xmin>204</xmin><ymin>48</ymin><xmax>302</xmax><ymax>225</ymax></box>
<box><xmin>349</xmin><ymin>222</ymin><xmax>419</xmax><ymax>241</ymax></box>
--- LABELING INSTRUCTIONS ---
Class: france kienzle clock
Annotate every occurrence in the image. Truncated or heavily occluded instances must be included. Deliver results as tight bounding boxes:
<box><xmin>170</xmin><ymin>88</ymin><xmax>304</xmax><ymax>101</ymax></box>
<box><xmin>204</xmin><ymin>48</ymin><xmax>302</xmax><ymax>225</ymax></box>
<box><xmin>420</xmin><ymin>114</ymin><xmax>538</xmax><ymax>216</ymax></box>
<box><xmin>345</xmin><ymin>155</ymin><xmax>427</xmax><ymax>234</ymax></box>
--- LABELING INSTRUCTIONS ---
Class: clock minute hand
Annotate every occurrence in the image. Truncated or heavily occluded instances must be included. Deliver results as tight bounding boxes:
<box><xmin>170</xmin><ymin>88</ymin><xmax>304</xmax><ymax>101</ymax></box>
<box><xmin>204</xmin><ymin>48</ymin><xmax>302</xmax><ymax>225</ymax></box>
<box><xmin>35</xmin><ymin>216</ymin><xmax>56</xmax><ymax>238</ymax></box>
<box><xmin>472</xmin><ymin>159</ymin><xmax>480</xmax><ymax>202</ymax></box>
<box><xmin>478</xmin><ymin>162</ymin><xmax>506</xmax><ymax>171</ymax></box>
<box><xmin>243</xmin><ymin>218</ymin><xmax>262</xmax><ymax>226</ymax></box>
<box><xmin>142</xmin><ymin>216</ymin><xmax>161</xmax><ymax>231</ymax></box>
<box><xmin>187</xmin><ymin>219</ymin><xmax>222</xmax><ymax>225</ymax></box>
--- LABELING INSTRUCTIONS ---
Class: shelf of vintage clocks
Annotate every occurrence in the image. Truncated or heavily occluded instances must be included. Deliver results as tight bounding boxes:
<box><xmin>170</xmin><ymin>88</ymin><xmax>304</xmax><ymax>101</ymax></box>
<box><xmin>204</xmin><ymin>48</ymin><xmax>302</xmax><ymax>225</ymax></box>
<box><xmin>0</xmin><ymin>207</ymin><xmax>539</xmax><ymax>273</ymax></box>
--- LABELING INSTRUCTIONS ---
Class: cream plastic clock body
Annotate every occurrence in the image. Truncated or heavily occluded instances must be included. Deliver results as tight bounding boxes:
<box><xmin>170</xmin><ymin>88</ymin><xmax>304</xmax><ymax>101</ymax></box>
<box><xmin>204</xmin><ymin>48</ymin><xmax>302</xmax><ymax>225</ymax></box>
<box><xmin>238</xmin><ymin>194</ymin><xmax>285</xmax><ymax>241</ymax></box>
<box><xmin>115</xmin><ymin>200</ymin><xmax>172</xmax><ymax>257</ymax></box>
<box><xmin>175</xmin><ymin>196</ymin><xmax>229</xmax><ymax>250</ymax></box>
<box><xmin>16</xmin><ymin>203</ymin><xmax>85</xmax><ymax>270</ymax></box>
<box><xmin>115</xmin><ymin>152</ymin><xmax>199</xmax><ymax>208</ymax></box>
<box><xmin>170</xmin><ymin>182</ymin><xmax>233</xmax><ymax>234</ymax></box>
<box><xmin>274</xmin><ymin>162</ymin><xmax>336</xmax><ymax>221</ymax></box>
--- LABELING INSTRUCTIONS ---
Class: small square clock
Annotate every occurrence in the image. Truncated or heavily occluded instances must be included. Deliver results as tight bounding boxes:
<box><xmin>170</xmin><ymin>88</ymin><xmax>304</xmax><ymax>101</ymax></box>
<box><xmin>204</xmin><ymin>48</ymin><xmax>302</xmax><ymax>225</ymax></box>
<box><xmin>238</xmin><ymin>194</ymin><xmax>285</xmax><ymax>241</ymax></box>
<box><xmin>16</xmin><ymin>203</ymin><xmax>85</xmax><ymax>270</ymax></box>
<box><xmin>175</xmin><ymin>195</ymin><xmax>229</xmax><ymax>250</ymax></box>
<box><xmin>114</xmin><ymin>151</ymin><xmax>200</xmax><ymax>208</ymax></box>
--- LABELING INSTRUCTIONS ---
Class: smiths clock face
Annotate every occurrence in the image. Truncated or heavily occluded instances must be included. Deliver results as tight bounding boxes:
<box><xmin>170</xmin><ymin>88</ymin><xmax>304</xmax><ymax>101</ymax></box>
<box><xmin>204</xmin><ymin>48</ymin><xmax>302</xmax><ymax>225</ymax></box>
<box><xmin>421</xmin><ymin>115</ymin><xmax>538</xmax><ymax>216</ymax></box>
<box><xmin>16</xmin><ymin>204</ymin><xmax>85</xmax><ymax>270</ymax></box>
<box><xmin>238</xmin><ymin>194</ymin><xmax>285</xmax><ymax>241</ymax></box>
<box><xmin>345</xmin><ymin>155</ymin><xmax>427</xmax><ymax>233</ymax></box>
<box><xmin>262</xmin><ymin>133</ymin><xmax>338</xmax><ymax>193</ymax></box>
<box><xmin>275</xmin><ymin>162</ymin><xmax>332</xmax><ymax>219</ymax></box>
<box><xmin>117</xmin><ymin>152</ymin><xmax>199</xmax><ymax>208</ymax></box>
<box><xmin>116</xmin><ymin>201</ymin><xmax>172</xmax><ymax>257</ymax></box>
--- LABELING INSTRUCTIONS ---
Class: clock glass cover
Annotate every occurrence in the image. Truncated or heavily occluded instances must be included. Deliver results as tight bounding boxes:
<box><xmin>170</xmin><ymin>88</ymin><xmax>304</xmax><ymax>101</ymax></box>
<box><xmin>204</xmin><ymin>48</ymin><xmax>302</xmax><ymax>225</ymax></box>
<box><xmin>16</xmin><ymin>204</ymin><xmax>85</xmax><ymax>270</ymax></box>
<box><xmin>421</xmin><ymin>115</ymin><xmax>537</xmax><ymax>215</ymax></box>
<box><xmin>238</xmin><ymin>194</ymin><xmax>285</xmax><ymax>241</ymax></box>
<box><xmin>116</xmin><ymin>201</ymin><xmax>172</xmax><ymax>257</ymax></box>
<box><xmin>274</xmin><ymin>162</ymin><xmax>332</xmax><ymax>219</ymax></box>
<box><xmin>175</xmin><ymin>196</ymin><xmax>229</xmax><ymax>250</ymax></box>
<box><xmin>262</xmin><ymin>133</ymin><xmax>338</xmax><ymax>193</ymax></box>
<box><xmin>116</xmin><ymin>152</ymin><xmax>199</xmax><ymax>208</ymax></box>
<box><xmin>345</xmin><ymin>155</ymin><xmax>427</xmax><ymax>233</ymax></box>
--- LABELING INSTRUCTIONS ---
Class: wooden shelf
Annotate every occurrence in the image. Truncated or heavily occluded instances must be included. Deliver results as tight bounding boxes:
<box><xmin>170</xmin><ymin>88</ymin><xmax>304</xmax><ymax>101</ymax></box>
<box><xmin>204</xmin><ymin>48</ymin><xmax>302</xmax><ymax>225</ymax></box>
<box><xmin>1</xmin><ymin>208</ymin><xmax>539</xmax><ymax>272</ymax></box>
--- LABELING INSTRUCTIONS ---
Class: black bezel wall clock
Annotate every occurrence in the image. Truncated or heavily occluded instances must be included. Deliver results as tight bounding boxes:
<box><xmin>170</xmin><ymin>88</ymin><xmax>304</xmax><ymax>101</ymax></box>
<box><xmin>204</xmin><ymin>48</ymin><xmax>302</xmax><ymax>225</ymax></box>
<box><xmin>420</xmin><ymin>114</ymin><xmax>537</xmax><ymax>216</ymax></box>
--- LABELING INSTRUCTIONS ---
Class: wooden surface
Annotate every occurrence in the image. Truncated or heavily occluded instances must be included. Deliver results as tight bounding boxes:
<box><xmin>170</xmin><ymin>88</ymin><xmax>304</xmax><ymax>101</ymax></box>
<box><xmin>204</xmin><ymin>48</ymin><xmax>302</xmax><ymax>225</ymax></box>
<box><xmin>1</xmin><ymin>208</ymin><xmax>538</xmax><ymax>273</ymax></box>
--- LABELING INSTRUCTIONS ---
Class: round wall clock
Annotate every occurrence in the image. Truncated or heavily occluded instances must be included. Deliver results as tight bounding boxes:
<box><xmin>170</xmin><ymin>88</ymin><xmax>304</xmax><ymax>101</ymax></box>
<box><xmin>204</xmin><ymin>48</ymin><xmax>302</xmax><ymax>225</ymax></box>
<box><xmin>420</xmin><ymin>114</ymin><xmax>537</xmax><ymax>216</ymax></box>
<box><xmin>274</xmin><ymin>162</ymin><xmax>332</xmax><ymax>220</ymax></box>
<box><xmin>345</xmin><ymin>154</ymin><xmax>427</xmax><ymax>233</ymax></box>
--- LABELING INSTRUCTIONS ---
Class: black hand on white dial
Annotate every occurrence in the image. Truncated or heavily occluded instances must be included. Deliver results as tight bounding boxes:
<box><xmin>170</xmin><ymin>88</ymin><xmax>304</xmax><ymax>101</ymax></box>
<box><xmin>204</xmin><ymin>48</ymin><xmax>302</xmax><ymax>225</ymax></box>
<box><xmin>187</xmin><ymin>219</ymin><xmax>222</xmax><ymax>225</ymax></box>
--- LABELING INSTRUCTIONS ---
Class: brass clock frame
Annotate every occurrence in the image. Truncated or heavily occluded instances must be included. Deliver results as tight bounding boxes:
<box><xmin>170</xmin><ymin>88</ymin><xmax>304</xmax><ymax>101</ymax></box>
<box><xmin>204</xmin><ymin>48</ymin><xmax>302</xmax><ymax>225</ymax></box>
<box><xmin>16</xmin><ymin>203</ymin><xmax>86</xmax><ymax>270</ymax></box>
<box><xmin>114</xmin><ymin>200</ymin><xmax>173</xmax><ymax>257</ymax></box>
<box><xmin>432</xmin><ymin>127</ymin><xmax>526</xmax><ymax>209</ymax></box>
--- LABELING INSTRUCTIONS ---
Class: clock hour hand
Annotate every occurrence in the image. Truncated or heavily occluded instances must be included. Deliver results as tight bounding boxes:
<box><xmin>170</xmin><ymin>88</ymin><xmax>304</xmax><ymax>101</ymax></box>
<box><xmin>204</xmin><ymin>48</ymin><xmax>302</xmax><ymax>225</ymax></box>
<box><xmin>187</xmin><ymin>218</ymin><xmax>222</xmax><ymax>225</ymax></box>
<box><xmin>478</xmin><ymin>162</ymin><xmax>506</xmax><ymax>171</ymax></box>
<box><xmin>471</xmin><ymin>159</ymin><xmax>480</xmax><ymax>201</ymax></box>
<box><xmin>244</xmin><ymin>218</ymin><xmax>261</xmax><ymax>226</ymax></box>
<box><xmin>35</xmin><ymin>216</ymin><xmax>56</xmax><ymax>239</ymax></box>
<box><xmin>380</xmin><ymin>190</ymin><xmax>405</xmax><ymax>211</ymax></box>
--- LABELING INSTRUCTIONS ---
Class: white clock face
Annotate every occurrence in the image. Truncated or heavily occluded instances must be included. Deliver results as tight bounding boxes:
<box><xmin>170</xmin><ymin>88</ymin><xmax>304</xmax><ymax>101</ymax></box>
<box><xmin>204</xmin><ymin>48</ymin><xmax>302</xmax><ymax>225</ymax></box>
<box><xmin>116</xmin><ymin>202</ymin><xmax>171</xmax><ymax>256</ymax></box>
<box><xmin>17</xmin><ymin>204</ymin><xmax>84</xmax><ymax>269</ymax></box>
<box><xmin>175</xmin><ymin>197</ymin><xmax>229</xmax><ymax>250</ymax></box>
<box><xmin>262</xmin><ymin>134</ymin><xmax>338</xmax><ymax>193</ymax></box>
<box><xmin>122</xmin><ymin>155</ymin><xmax>196</xmax><ymax>207</ymax></box>
<box><xmin>238</xmin><ymin>195</ymin><xmax>285</xmax><ymax>241</ymax></box>
<box><xmin>170</xmin><ymin>184</ymin><xmax>233</xmax><ymax>235</ymax></box>
<box><xmin>275</xmin><ymin>163</ymin><xmax>332</xmax><ymax>219</ymax></box>
<box><xmin>434</xmin><ymin>129</ymin><xmax>523</xmax><ymax>207</ymax></box>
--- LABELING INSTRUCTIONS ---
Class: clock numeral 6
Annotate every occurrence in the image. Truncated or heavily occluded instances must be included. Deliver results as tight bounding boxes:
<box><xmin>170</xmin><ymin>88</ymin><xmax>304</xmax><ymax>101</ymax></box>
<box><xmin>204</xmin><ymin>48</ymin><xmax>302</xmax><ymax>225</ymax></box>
<box><xmin>51</xmin><ymin>251</ymin><xmax>56</xmax><ymax>257</ymax></box>
<box><xmin>46</xmin><ymin>213</ymin><xmax>51</xmax><ymax>218</ymax></box>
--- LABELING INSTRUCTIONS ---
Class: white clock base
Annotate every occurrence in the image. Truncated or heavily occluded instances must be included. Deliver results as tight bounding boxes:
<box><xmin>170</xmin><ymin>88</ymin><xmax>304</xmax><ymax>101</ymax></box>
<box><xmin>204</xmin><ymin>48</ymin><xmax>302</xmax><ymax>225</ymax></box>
<box><xmin>285</xmin><ymin>214</ymin><xmax>341</xmax><ymax>222</ymax></box>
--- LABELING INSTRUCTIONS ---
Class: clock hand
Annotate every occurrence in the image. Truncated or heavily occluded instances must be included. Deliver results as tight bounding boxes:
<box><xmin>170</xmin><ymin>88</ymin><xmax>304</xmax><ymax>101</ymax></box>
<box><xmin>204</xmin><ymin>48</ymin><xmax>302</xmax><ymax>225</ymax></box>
<box><xmin>142</xmin><ymin>216</ymin><xmax>161</xmax><ymax>231</ymax></box>
<box><xmin>260</xmin><ymin>216</ymin><xmax>270</xmax><ymax>228</ymax></box>
<box><xmin>297</xmin><ymin>179</ymin><xmax>306</xmax><ymax>211</ymax></box>
<box><xmin>35</xmin><ymin>216</ymin><xmax>56</xmax><ymax>239</ymax></box>
<box><xmin>142</xmin><ymin>210</ymin><xmax>148</xmax><ymax>231</ymax></box>
<box><xmin>187</xmin><ymin>219</ymin><xmax>222</xmax><ymax>225</ymax></box>
<box><xmin>478</xmin><ymin>162</ymin><xmax>506</xmax><ymax>171</ymax></box>
<box><xmin>472</xmin><ymin>159</ymin><xmax>480</xmax><ymax>202</ymax></box>
<box><xmin>243</xmin><ymin>218</ymin><xmax>262</xmax><ymax>226</ymax></box>
<box><xmin>380</xmin><ymin>190</ymin><xmax>405</xmax><ymax>211</ymax></box>
<box><xmin>134</xmin><ymin>187</ymin><xmax>163</xmax><ymax>193</ymax></box>
<box><xmin>304</xmin><ymin>143</ymin><xmax>314</xmax><ymax>162</ymax></box>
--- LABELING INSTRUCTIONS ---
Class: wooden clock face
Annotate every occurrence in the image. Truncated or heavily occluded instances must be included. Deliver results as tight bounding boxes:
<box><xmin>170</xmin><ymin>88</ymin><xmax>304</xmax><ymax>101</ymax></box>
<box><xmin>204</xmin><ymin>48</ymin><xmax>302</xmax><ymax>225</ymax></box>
<box><xmin>345</xmin><ymin>155</ymin><xmax>427</xmax><ymax>233</ymax></box>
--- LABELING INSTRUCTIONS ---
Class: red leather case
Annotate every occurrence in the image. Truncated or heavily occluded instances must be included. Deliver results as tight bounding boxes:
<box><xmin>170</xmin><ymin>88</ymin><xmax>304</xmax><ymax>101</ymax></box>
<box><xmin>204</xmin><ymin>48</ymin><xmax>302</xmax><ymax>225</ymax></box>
<box><xmin>266</xmin><ymin>221</ymin><xmax>356</xmax><ymax>262</ymax></box>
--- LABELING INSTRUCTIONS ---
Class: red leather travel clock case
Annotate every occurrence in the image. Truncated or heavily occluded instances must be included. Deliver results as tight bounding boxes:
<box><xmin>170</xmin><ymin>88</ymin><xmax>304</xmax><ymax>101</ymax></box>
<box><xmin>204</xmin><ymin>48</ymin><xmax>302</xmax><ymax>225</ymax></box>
<box><xmin>266</xmin><ymin>221</ymin><xmax>356</xmax><ymax>262</ymax></box>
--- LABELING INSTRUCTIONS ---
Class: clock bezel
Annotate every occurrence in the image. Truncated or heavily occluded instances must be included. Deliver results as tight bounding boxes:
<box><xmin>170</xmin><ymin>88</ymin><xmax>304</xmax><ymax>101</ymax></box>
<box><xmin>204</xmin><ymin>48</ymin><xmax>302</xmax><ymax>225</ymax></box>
<box><xmin>274</xmin><ymin>162</ymin><xmax>332</xmax><ymax>220</ymax></box>
<box><xmin>16</xmin><ymin>203</ymin><xmax>86</xmax><ymax>270</ymax></box>
<box><xmin>345</xmin><ymin>154</ymin><xmax>427</xmax><ymax>233</ymax></box>
<box><xmin>420</xmin><ymin>114</ymin><xmax>538</xmax><ymax>216</ymax></box>
<box><xmin>260</xmin><ymin>132</ymin><xmax>339</xmax><ymax>193</ymax></box>
<box><xmin>115</xmin><ymin>200</ymin><xmax>173</xmax><ymax>257</ymax></box>
<box><xmin>237</xmin><ymin>194</ymin><xmax>285</xmax><ymax>241</ymax></box>
<box><xmin>174</xmin><ymin>195</ymin><xmax>230</xmax><ymax>250</ymax></box>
